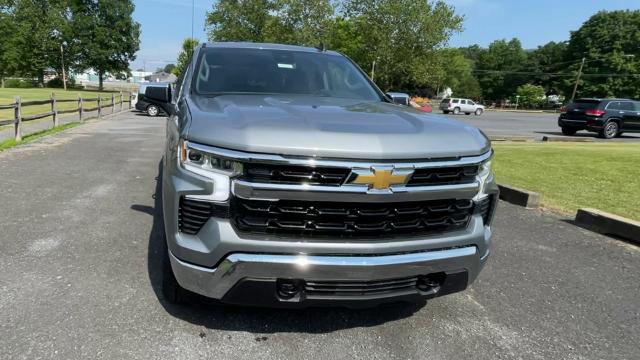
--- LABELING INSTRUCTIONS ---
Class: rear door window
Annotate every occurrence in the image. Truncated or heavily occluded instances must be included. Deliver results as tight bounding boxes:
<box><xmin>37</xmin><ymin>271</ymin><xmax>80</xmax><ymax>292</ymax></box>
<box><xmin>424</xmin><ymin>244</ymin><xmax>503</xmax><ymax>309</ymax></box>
<box><xmin>570</xmin><ymin>99</ymin><xmax>600</xmax><ymax>110</ymax></box>
<box><xmin>619</xmin><ymin>102</ymin><xmax>635</xmax><ymax>111</ymax></box>
<box><xmin>460</xmin><ymin>100</ymin><xmax>467</xmax><ymax>104</ymax></box>
<box><xmin>607</xmin><ymin>101</ymin><xmax>622</xmax><ymax>110</ymax></box>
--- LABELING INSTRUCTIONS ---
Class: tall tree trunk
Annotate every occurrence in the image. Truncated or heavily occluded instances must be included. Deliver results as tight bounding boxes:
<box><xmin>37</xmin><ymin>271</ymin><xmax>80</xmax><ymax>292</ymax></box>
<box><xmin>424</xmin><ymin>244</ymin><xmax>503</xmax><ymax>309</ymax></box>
<box><xmin>38</xmin><ymin>71</ymin><xmax>44</xmax><ymax>87</ymax></box>
<box><xmin>98</xmin><ymin>70</ymin><xmax>103</xmax><ymax>91</ymax></box>
<box><xmin>1</xmin><ymin>76</ymin><xmax>4</xmax><ymax>88</ymax></box>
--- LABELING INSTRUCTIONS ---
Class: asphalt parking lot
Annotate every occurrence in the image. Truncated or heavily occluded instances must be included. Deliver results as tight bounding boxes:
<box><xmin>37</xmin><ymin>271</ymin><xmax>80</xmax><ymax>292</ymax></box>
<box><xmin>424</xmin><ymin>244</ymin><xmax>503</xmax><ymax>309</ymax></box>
<box><xmin>0</xmin><ymin>112</ymin><xmax>638</xmax><ymax>359</ymax></box>
<box><xmin>450</xmin><ymin>110</ymin><xmax>640</xmax><ymax>141</ymax></box>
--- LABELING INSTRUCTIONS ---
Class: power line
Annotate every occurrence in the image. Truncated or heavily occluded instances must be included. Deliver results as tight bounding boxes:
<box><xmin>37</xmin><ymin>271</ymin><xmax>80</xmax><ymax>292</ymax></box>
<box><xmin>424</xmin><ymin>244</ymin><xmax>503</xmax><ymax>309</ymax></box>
<box><xmin>472</xmin><ymin>70</ymin><xmax>640</xmax><ymax>77</ymax></box>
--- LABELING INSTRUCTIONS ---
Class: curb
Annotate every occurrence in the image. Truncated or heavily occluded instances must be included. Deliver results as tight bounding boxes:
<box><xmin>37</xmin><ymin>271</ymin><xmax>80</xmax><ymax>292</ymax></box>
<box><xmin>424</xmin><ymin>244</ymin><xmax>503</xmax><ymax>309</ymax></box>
<box><xmin>574</xmin><ymin>209</ymin><xmax>640</xmax><ymax>244</ymax></box>
<box><xmin>497</xmin><ymin>184</ymin><xmax>540</xmax><ymax>208</ymax></box>
<box><xmin>542</xmin><ymin>136</ymin><xmax>594</xmax><ymax>142</ymax></box>
<box><xmin>489</xmin><ymin>136</ymin><xmax>536</xmax><ymax>142</ymax></box>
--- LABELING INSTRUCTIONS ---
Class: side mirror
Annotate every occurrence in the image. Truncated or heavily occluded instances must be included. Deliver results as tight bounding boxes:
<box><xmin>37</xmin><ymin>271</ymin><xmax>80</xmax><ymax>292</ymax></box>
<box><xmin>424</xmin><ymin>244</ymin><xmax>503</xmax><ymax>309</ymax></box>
<box><xmin>386</xmin><ymin>93</ymin><xmax>409</xmax><ymax>106</ymax></box>
<box><xmin>145</xmin><ymin>85</ymin><xmax>171</xmax><ymax>103</ymax></box>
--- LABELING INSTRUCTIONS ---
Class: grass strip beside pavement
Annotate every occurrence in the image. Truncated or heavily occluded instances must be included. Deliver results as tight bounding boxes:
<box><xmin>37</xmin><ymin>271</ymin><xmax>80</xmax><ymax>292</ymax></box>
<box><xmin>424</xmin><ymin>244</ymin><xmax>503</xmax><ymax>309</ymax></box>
<box><xmin>492</xmin><ymin>141</ymin><xmax>640</xmax><ymax>221</ymax></box>
<box><xmin>0</xmin><ymin>122</ymin><xmax>81</xmax><ymax>151</ymax></box>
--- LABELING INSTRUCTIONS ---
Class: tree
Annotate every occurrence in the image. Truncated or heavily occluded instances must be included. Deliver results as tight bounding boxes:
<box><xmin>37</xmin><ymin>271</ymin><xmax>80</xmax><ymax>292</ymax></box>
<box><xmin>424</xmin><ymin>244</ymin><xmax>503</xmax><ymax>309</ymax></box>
<box><xmin>0</xmin><ymin>2</ymin><xmax>16</xmax><ymax>87</ymax></box>
<box><xmin>564</xmin><ymin>10</ymin><xmax>640</xmax><ymax>98</ymax></box>
<box><xmin>70</xmin><ymin>0</ymin><xmax>140</xmax><ymax>90</ymax></box>
<box><xmin>3</xmin><ymin>0</ymin><xmax>64</xmax><ymax>86</ymax></box>
<box><xmin>433</xmin><ymin>49</ymin><xmax>481</xmax><ymax>98</ymax></box>
<box><xmin>475</xmin><ymin>38</ymin><xmax>528</xmax><ymax>101</ymax></box>
<box><xmin>516</xmin><ymin>84</ymin><xmax>545</xmax><ymax>108</ymax></box>
<box><xmin>269</xmin><ymin>0</ymin><xmax>334</xmax><ymax>46</ymax></box>
<box><xmin>173</xmin><ymin>38</ymin><xmax>199</xmax><ymax>78</ymax></box>
<box><xmin>163</xmin><ymin>64</ymin><xmax>176</xmax><ymax>73</ymax></box>
<box><xmin>206</xmin><ymin>0</ymin><xmax>333</xmax><ymax>46</ymax></box>
<box><xmin>343</xmin><ymin>0</ymin><xmax>463</xmax><ymax>91</ymax></box>
<box><xmin>206</xmin><ymin>0</ymin><xmax>274</xmax><ymax>42</ymax></box>
<box><xmin>525</xmin><ymin>41</ymin><xmax>568</xmax><ymax>94</ymax></box>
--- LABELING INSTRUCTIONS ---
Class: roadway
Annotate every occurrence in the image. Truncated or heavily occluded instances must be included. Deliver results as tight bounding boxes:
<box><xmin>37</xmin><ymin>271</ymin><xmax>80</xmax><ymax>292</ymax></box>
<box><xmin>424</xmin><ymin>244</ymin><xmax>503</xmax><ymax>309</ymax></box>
<box><xmin>449</xmin><ymin>110</ymin><xmax>640</xmax><ymax>141</ymax></box>
<box><xmin>0</xmin><ymin>112</ymin><xmax>638</xmax><ymax>359</ymax></box>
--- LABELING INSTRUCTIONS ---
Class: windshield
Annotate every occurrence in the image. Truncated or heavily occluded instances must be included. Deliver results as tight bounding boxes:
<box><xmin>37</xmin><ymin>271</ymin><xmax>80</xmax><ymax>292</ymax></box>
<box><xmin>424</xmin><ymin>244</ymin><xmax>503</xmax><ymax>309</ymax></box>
<box><xmin>193</xmin><ymin>47</ymin><xmax>381</xmax><ymax>100</ymax></box>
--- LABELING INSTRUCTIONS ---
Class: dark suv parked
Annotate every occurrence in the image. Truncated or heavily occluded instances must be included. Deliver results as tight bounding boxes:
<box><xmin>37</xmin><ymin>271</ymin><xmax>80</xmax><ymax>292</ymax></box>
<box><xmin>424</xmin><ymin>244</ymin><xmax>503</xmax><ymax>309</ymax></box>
<box><xmin>558</xmin><ymin>98</ymin><xmax>640</xmax><ymax>139</ymax></box>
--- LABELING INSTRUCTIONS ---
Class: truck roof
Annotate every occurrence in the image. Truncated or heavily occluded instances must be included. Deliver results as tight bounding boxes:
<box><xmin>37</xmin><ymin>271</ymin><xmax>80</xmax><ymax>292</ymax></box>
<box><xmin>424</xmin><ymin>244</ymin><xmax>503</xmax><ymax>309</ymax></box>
<box><xmin>203</xmin><ymin>42</ymin><xmax>342</xmax><ymax>56</ymax></box>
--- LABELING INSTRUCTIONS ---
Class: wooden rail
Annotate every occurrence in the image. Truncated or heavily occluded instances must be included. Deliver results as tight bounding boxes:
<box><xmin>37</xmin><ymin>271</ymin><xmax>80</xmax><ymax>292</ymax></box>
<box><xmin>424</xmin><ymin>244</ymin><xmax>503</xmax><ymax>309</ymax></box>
<box><xmin>0</xmin><ymin>92</ymin><xmax>133</xmax><ymax>141</ymax></box>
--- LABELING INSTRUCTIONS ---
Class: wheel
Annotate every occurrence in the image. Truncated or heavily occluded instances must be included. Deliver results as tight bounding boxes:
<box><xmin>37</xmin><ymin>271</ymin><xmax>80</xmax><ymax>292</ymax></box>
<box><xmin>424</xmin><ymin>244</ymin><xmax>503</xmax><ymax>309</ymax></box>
<box><xmin>474</xmin><ymin>108</ymin><xmax>483</xmax><ymax>116</ymax></box>
<box><xmin>162</xmin><ymin>241</ymin><xmax>186</xmax><ymax>304</ymax></box>
<box><xmin>453</xmin><ymin>107</ymin><xmax>460</xmax><ymax>115</ymax></box>
<box><xmin>465</xmin><ymin>112</ymin><xmax>471</xmax><ymax>115</ymax></box>
<box><xmin>442</xmin><ymin>110</ymin><xmax>449</xmax><ymax>114</ymax></box>
<box><xmin>561</xmin><ymin>127</ymin><xmax>577</xmax><ymax>136</ymax></box>
<box><xmin>147</xmin><ymin>104</ymin><xmax>159</xmax><ymax>117</ymax></box>
<box><xmin>599</xmin><ymin>121</ymin><xmax>619</xmax><ymax>139</ymax></box>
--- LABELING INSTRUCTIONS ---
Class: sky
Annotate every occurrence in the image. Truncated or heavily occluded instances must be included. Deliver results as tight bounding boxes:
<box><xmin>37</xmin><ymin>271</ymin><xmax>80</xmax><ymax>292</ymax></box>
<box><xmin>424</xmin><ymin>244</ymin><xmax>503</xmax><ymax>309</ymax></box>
<box><xmin>131</xmin><ymin>0</ymin><xmax>640</xmax><ymax>71</ymax></box>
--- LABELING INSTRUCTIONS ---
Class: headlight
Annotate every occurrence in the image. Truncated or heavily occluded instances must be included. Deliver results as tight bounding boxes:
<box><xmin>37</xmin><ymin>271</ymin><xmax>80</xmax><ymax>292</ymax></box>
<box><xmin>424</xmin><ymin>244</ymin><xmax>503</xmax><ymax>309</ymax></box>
<box><xmin>475</xmin><ymin>158</ymin><xmax>493</xmax><ymax>199</ymax></box>
<box><xmin>179</xmin><ymin>140</ymin><xmax>243</xmax><ymax>177</ymax></box>
<box><xmin>179</xmin><ymin>140</ymin><xmax>243</xmax><ymax>202</ymax></box>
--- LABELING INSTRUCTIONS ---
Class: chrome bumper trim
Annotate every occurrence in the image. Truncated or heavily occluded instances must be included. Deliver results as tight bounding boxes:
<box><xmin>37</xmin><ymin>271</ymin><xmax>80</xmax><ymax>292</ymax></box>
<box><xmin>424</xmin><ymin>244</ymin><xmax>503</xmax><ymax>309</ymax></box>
<box><xmin>169</xmin><ymin>246</ymin><xmax>480</xmax><ymax>299</ymax></box>
<box><xmin>232</xmin><ymin>180</ymin><xmax>480</xmax><ymax>202</ymax></box>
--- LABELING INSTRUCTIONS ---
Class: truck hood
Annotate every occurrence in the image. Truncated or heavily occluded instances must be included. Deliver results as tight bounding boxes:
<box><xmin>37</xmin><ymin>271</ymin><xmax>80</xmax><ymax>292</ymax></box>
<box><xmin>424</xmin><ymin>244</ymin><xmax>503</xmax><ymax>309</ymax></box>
<box><xmin>186</xmin><ymin>95</ymin><xmax>490</xmax><ymax>160</ymax></box>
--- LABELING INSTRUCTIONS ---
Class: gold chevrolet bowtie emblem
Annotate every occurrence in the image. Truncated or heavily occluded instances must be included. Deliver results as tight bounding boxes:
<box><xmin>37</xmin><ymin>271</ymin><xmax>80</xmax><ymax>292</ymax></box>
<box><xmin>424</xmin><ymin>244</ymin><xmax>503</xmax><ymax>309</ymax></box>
<box><xmin>349</xmin><ymin>168</ymin><xmax>412</xmax><ymax>190</ymax></box>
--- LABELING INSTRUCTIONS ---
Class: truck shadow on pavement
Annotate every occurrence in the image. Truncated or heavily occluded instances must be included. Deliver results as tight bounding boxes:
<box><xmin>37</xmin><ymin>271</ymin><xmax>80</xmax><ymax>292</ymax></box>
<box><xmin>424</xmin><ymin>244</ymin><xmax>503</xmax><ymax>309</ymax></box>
<box><xmin>138</xmin><ymin>161</ymin><xmax>424</xmax><ymax>334</ymax></box>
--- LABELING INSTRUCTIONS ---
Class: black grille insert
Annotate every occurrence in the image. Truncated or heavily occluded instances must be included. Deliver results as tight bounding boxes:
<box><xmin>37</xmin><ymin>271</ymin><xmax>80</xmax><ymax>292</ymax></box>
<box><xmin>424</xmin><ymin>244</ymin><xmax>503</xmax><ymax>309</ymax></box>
<box><xmin>305</xmin><ymin>276</ymin><xmax>419</xmax><ymax>297</ymax></box>
<box><xmin>232</xmin><ymin>198</ymin><xmax>475</xmax><ymax>238</ymax></box>
<box><xmin>475</xmin><ymin>195</ymin><xmax>496</xmax><ymax>226</ymax></box>
<box><xmin>178</xmin><ymin>197</ymin><xmax>229</xmax><ymax>235</ymax></box>
<box><xmin>407</xmin><ymin>166</ymin><xmax>479</xmax><ymax>186</ymax></box>
<box><xmin>242</xmin><ymin>164</ymin><xmax>350</xmax><ymax>186</ymax></box>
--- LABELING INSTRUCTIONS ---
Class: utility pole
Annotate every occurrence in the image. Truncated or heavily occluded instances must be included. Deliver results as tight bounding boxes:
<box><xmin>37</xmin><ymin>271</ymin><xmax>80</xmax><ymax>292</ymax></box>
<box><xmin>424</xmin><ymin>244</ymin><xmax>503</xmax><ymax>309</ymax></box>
<box><xmin>60</xmin><ymin>43</ymin><xmax>67</xmax><ymax>91</ymax></box>
<box><xmin>570</xmin><ymin>57</ymin><xmax>585</xmax><ymax>101</ymax></box>
<box><xmin>371</xmin><ymin>59</ymin><xmax>376</xmax><ymax>81</ymax></box>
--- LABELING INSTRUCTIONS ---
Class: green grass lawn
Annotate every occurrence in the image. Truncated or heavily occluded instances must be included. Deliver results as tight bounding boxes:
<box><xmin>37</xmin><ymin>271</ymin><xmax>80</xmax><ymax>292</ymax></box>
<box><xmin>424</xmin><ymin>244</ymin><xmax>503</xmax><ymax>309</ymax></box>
<box><xmin>493</xmin><ymin>141</ymin><xmax>640</xmax><ymax>221</ymax></box>
<box><xmin>0</xmin><ymin>88</ymin><xmax>124</xmax><ymax>123</ymax></box>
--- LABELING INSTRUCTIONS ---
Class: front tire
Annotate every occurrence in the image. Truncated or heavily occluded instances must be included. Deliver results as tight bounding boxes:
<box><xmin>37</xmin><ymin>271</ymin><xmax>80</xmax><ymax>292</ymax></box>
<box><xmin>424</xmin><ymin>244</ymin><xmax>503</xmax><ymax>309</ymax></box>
<box><xmin>147</xmin><ymin>104</ymin><xmax>159</xmax><ymax>117</ymax></box>
<box><xmin>599</xmin><ymin>121</ymin><xmax>619</xmax><ymax>139</ymax></box>
<box><xmin>162</xmin><ymin>243</ymin><xmax>186</xmax><ymax>304</ymax></box>
<box><xmin>474</xmin><ymin>108</ymin><xmax>483</xmax><ymax>116</ymax></box>
<box><xmin>561</xmin><ymin>127</ymin><xmax>577</xmax><ymax>136</ymax></box>
<box><xmin>453</xmin><ymin>107</ymin><xmax>460</xmax><ymax>115</ymax></box>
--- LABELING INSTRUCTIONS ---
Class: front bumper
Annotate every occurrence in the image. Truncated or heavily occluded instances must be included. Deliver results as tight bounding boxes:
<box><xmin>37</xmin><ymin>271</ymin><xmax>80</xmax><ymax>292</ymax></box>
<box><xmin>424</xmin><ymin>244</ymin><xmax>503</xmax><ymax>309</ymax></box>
<box><xmin>162</xmin><ymin>146</ymin><xmax>497</xmax><ymax>306</ymax></box>
<box><xmin>170</xmin><ymin>245</ymin><xmax>487</xmax><ymax>307</ymax></box>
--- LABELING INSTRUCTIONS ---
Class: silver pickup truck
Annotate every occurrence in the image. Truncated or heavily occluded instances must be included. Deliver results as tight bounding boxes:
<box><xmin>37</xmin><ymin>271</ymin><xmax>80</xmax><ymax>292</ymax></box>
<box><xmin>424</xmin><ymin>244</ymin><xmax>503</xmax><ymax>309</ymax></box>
<box><xmin>144</xmin><ymin>42</ymin><xmax>498</xmax><ymax>308</ymax></box>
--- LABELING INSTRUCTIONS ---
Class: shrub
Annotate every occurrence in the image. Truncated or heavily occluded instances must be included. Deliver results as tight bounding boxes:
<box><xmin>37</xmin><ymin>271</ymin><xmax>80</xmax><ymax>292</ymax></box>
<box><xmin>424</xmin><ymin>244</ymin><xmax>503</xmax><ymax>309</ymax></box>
<box><xmin>4</xmin><ymin>79</ymin><xmax>35</xmax><ymax>88</ymax></box>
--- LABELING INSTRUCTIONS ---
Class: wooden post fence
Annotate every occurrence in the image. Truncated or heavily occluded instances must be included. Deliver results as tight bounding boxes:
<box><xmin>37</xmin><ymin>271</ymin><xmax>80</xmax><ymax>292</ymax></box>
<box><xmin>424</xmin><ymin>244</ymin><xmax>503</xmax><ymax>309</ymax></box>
<box><xmin>14</xmin><ymin>96</ymin><xmax>22</xmax><ymax>142</ymax></box>
<box><xmin>51</xmin><ymin>93</ymin><xmax>58</xmax><ymax>127</ymax></box>
<box><xmin>78</xmin><ymin>95</ymin><xmax>83</xmax><ymax>122</ymax></box>
<box><xmin>3</xmin><ymin>91</ymin><xmax>133</xmax><ymax>142</ymax></box>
